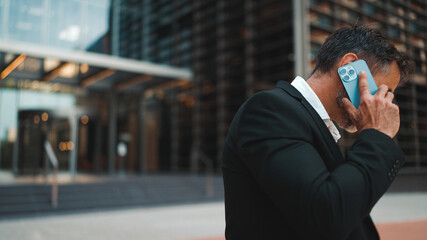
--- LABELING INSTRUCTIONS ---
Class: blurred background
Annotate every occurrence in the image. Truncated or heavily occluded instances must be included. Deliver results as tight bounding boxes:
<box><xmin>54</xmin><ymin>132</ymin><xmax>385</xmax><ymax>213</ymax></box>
<box><xmin>0</xmin><ymin>0</ymin><xmax>426</xmax><ymax>239</ymax></box>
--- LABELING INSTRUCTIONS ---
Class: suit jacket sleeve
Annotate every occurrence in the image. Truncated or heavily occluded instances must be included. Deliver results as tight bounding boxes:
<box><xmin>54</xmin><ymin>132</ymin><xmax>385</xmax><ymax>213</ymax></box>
<box><xmin>235</xmin><ymin>91</ymin><xmax>405</xmax><ymax>240</ymax></box>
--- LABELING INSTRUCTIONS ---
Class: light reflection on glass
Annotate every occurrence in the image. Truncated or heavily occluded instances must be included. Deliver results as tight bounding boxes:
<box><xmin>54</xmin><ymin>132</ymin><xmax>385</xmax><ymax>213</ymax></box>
<box><xmin>0</xmin><ymin>89</ymin><xmax>76</xmax><ymax>141</ymax></box>
<box><xmin>41</xmin><ymin>112</ymin><xmax>48</xmax><ymax>122</ymax></box>
<box><xmin>0</xmin><ymin>0</ymin><xmax>3</xmax><ymax>36</ymax></box>
<box><xmin>1</xmin><ymin>0</ymin><xmax>111</xmax><ymax>53</ymax></box>
<box><xmin>33</xmin><ymin>115</ymin><xmax>40</xmax><ymax>124</ymax></box>
<box><xmin>8</xmin><ymin>0</ymin><xmax>44</xmax><ymax>45</ymax></box>
<box><xmin>81</xmin><ymin>115</ymin><xmax>89</xmax><ymax>125</ymax></box>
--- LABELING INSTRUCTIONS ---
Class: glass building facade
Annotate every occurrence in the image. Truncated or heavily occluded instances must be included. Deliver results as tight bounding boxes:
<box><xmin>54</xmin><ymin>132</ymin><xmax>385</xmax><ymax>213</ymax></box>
<box><xmin>1</xmin><ymin>0</ymin><xmax>111</xmax><ymax>53</ymax></box>
<box><xmin>0</xmin><ymin>0</ymin><xmax>110</xmax><ymax>175</ymax></box>
<box><xmin>0</xmin><ymin>0</ymin><xmax>191</xmax><ymax>176</ymax></box>
<box><xmin>111</xmin><ymin>0</ymin><xmax>427</xmax><ymax>171</ymax></box>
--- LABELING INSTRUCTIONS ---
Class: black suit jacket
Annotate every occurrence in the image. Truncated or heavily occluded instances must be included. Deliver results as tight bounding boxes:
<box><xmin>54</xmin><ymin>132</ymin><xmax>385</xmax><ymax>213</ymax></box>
<box><xmin>222</xmin><ymin>81</ymin><xmax>405</xmax><ymax>240</ymax></box>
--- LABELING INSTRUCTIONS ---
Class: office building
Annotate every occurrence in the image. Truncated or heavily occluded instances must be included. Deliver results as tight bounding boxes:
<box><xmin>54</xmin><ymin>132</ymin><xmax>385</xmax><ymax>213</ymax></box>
<box><xmin>1</xmin><ymin>0</ymin><xmax>426</xmax><ymax>178</ymax></box>
<box><xmin>114</xmin><ymin>0</ymin><xmax>427</xmax><ymax>171</ymax></box>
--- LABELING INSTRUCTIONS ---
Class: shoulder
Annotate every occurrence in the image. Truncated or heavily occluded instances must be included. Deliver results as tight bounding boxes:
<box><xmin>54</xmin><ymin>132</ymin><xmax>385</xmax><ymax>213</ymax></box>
<box><xmin>240</xmin><ymin>87</ymin><xmax>306</xmax><ymax>121</ymax></box>
<box><xmin>231</xmin><ymin>87</ymin><xmax>312</xmax><ymax>141</ymax></box>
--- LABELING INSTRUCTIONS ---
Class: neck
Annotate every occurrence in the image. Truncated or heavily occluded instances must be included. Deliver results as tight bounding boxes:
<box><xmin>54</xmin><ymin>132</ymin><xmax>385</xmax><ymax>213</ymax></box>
<box><xmin>305</xmin><ymin>72</ymin><xmax>341</xmax><ymax>122</ymax></box>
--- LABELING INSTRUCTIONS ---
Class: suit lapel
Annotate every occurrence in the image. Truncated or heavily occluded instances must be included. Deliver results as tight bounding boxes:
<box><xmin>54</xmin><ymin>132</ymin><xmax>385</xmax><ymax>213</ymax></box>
<box><xmin>275</xmin><ymin>81</ymin><xmax>344</xmax><ymax>165</ymax></box>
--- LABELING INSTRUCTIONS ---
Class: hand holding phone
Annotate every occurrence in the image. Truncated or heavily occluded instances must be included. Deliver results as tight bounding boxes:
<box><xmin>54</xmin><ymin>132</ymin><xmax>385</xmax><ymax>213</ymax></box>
<box><xmin>338</xmin><ymin>59</ymin><xmax>378</xmax><ymax>108</ymax></box>
<box><xmin>341</xmin><ymin>66</ymin><xmax>400</xmax><ymax>138</ymax></box>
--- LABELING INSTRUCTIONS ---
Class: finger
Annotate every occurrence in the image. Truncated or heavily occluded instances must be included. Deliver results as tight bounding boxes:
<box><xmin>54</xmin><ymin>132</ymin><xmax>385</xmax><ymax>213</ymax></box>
<box><xmin>358</xmin><ymin>71</ymin><xmax>370</xmax><ymax>96</ymax></box>
<box><xmin>376</xmin><ymin>84</ymin><xmax>389</xmax><ymax>98</ymax></box>
<box><xmin>342</xmin><ymin>97</ymin><xmax>357</xmax><ymax>119</ymax></box>
<box><xmin>385</xmin><ymin>91</ymin><xmax>394</xmax><ymax>102</ymax></box>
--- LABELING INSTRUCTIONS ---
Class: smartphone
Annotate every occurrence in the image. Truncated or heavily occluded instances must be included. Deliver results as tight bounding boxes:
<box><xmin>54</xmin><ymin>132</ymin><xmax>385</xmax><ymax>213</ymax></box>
<box><xmin>338</xmin><ymin>59</ymin><xmax>378</xmax><ymax>108</ymax></box>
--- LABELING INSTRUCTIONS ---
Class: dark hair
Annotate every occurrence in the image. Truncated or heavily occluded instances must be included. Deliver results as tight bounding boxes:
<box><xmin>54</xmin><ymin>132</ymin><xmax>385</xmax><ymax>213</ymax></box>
<box><xmin>312</xmin><ymin>26</ymin><xmax>413</xmax><ymax>82</ymax></box>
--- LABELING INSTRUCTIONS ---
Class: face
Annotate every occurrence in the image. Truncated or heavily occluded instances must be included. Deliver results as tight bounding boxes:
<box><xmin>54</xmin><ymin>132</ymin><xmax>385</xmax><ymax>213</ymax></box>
<box><xmin>335</xmin><ymin>61</ymin><xmax>401</xmax><ymax>133</ymax></box>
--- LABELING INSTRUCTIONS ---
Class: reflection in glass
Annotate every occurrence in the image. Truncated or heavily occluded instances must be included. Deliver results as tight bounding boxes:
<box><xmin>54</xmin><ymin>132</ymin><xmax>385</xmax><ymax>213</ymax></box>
<box><xmin>84</xmin><ymin>0</ymin><xmax>111</xmax><ymax>53</ymax></box>
<box><xmin>8</xmin><ymin>0</ymin><xmax>44</xmax><ymax>45</ymax></box>
<box><xmin>0</xmin><ymin>0</ymin><xmax>111</xmax><ymax>53</ymax></box>
<box><xmin>0</xmin><ymin>0</ymin><xmax>3</xmax><ymax>37</ymax></box>
<box><xmin>48</xmin><ymin>0</ymin><xmax>82</xmax><ymax>50</ymax></box>
<box><xmin>0</xmin><ymin>89</ymin><xmax>76</xmax><ymax>141</ymax></box>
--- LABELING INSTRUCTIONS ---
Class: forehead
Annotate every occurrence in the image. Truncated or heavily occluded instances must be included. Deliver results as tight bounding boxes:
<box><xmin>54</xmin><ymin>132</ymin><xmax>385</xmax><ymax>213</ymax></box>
<box><xmin>373</xmin><ymin>61</ymin><xmax>400</xmax><ymax>92</ymax></box>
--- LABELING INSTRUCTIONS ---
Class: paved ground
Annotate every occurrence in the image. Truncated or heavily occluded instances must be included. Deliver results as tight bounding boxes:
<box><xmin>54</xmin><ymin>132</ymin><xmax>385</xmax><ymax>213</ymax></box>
<box><xmin>0</xmin><ymin>192</ymin><xmax>426</xmax><ymax>240</ymax></box>
<box><xmin>0</xmin><ymin>202</ymin><xmax>225</xmax><ymax>240</ymax></box>
<box><xmin>376</xmin><ymin>220</ymin><xmax>427</xmax><ymax>240</ymax></box>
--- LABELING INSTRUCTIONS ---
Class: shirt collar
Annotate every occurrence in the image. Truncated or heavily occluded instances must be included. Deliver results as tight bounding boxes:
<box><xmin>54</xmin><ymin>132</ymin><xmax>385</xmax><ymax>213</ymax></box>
<box><xmin>291</xmin><ymin>76</ymin><xmax>330</xmax><ymax>120</ymax></box>
<box><xmin>291</xmin><ymin>76</ymin><xmax>341</xmax><ymax>142</ymax></box>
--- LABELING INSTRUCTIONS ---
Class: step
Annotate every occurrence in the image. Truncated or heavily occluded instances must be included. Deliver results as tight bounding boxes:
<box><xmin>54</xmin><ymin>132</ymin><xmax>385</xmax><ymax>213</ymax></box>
<box><xmin>0</xmin><ymin>174</ymin><xmax>224</xmax><ymax>218</ymax></box>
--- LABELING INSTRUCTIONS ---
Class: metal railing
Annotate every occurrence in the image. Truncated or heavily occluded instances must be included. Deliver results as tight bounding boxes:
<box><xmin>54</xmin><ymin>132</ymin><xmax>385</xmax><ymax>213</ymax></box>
<box><xmin>192</xmin><ymin>146</ymin><xmax>214</xmax><ymax>197</ymax></box>
<box><xmin>44</xmin><ymin>141</ymin><xmax>59</xmax><ymax>208</ymax></box>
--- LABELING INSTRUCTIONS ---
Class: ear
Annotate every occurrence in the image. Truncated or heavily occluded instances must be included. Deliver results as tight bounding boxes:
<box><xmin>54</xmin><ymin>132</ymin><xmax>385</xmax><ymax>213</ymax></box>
<box><xmin>338</xmin><ymin>53</ymin><xmax>359</xmax><ymax>67</ymax></box>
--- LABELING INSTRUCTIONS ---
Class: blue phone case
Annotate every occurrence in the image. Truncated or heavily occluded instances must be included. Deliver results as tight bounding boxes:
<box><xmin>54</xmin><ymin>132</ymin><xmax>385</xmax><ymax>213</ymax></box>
<box><xmin>338</xmin><ymin>59</ymin><xmax>378</xmax><ymax>108</ymax></box>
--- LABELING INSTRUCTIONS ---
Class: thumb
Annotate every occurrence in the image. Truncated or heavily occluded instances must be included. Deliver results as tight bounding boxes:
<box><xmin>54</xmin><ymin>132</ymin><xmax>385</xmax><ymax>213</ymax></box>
<box><xmin>342</xmin><ymin>97</ymin><xmax>357</xmax><ymax>120</ymax></box>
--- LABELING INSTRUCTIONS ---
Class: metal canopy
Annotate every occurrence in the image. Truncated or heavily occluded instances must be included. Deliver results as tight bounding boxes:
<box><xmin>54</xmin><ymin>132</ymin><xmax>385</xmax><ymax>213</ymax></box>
<box><xmin>0</xmin><ymin>41</ymin><xmax>193</xmax><ymax>81</ymax></box>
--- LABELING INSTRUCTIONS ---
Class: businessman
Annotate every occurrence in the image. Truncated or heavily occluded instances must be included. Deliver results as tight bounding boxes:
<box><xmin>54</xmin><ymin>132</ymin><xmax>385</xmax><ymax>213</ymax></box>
<box><xmin>222</xmin><ymin>26</ymin><xmax>413</xmax><ymax>240</ymax></box>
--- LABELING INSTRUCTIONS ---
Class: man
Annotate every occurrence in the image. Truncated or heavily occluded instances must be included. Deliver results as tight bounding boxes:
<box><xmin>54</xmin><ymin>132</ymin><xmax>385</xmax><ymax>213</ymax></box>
<box><xmin>222</xmin><ymin>26</ymin><xmax>413</xmax><ymax>240</ymax></box>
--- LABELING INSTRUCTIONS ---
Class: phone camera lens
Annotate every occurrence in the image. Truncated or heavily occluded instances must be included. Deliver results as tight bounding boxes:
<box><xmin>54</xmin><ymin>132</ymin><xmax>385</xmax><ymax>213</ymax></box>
<box><xmin>344</xmin><ymin>75</ymin><xmax>350</xmax><ymax>81</ymax></box>
<box><xmin>340</xmin><ymin>69</ymin><xmax>346</xmax><ymax>75</ymax></box>
<box><xmin>349</xmin><ymin>69</ymin><xmax>355</xmax><ymax>75</ymax></box>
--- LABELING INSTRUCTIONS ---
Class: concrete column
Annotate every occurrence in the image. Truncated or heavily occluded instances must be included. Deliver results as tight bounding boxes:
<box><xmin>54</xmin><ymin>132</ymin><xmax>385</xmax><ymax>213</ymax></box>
<box><xmin>293</xmin><ymin>0</ymin><xmax>310</xmax><ymax>78</ymax></box>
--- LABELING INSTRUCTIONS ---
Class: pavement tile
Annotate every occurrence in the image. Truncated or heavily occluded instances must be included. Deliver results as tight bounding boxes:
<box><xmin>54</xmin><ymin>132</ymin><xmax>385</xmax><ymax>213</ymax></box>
<box><xmin>187</xmin><ymin>219</ymin><xmax>427</xmax><ymax>240</ymax></box>
<box><xmin>376</xmin><ymin>220</ymin><xmax>427</xmax><ymax>240</ymax></box>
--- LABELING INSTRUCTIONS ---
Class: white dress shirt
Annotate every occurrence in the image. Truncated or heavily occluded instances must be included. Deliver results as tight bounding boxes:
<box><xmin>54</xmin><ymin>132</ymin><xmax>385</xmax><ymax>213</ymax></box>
<box><xmin>291</xmin><ymin>76</ymin><xmax>341</xmax><ymax>142</ymax></box>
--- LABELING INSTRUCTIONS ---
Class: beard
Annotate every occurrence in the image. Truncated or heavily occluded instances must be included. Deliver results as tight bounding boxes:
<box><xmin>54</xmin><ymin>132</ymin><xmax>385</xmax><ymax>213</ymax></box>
<box><xmin>335</xmin><ymin>89</ymin><xmax>357</xmax><ymax>133</ymax></box>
